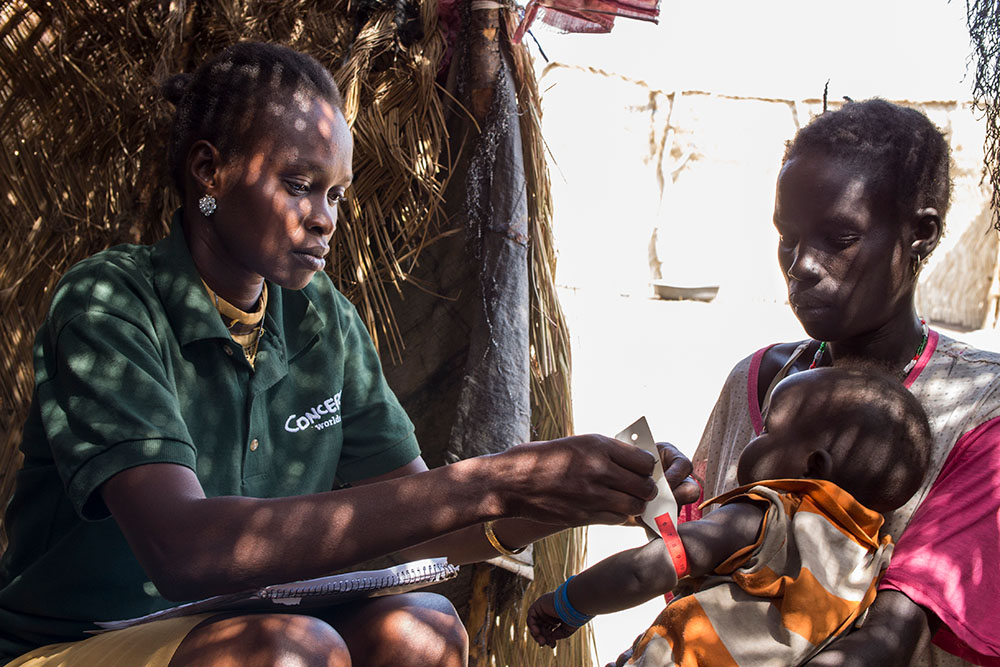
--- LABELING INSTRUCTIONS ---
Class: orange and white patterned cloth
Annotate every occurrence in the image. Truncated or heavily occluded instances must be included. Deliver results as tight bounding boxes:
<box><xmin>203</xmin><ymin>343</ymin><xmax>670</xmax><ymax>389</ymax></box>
<box><xmin>627</xmin><ymin>479</ymin><xmax>892</xmax><ymax>667</ymax></box>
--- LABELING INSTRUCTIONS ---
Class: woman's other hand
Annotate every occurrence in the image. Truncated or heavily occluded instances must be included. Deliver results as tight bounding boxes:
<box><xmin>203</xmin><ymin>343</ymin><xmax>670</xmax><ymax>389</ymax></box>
<box><xmin>493</xmin><ymin>435</ymin><xmax>657</xmax><ymax>527</ymax></box>
<box><xmin>656</xmin><ymin>442</ymin><xmax>700</xmax><ymax>506</ymax></box>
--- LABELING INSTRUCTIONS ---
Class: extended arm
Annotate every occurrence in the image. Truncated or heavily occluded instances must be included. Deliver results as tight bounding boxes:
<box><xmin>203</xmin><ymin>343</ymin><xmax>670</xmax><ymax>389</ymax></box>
<box><xmin>528</xmin><ymin>500</ymin><xmax>764</xmax><ymax>646</ymax></box>
<box><xmin>398</xmin><ymin>440</ymin><xmax>702</xmax><ymax>564</ymax></box>
<box><xmin>568</xmin><ymin>500</ymin><xmax>765</xmax><ymax>614</ymax></box>
<box><xmin>103</xmin><ymin>435</ymin><xmax>657</xmax><ymax>601</ymax></box>
<box><xmin>380</xmin><ymin>459</ymin><xmax>570</xmax><ymax>565</ymax></box>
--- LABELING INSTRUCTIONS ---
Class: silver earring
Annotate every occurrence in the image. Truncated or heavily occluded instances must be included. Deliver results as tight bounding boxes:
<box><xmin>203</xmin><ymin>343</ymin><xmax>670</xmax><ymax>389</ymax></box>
<box><xmin>198</xmin><ymin>194</ymin><xmax>217</xmax><ymax>217</ymax></box>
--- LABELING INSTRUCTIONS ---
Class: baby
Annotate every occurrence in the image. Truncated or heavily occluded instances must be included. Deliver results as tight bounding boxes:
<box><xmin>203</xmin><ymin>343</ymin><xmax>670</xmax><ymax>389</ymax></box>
<box><xmin>528</xmin><ymin>366</ymin><xmax>932</xmax><ymax>666</ymax></box>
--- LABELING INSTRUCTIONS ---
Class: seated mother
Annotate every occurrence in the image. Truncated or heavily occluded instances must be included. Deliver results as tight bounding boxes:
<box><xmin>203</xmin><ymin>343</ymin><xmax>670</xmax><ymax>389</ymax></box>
<box><xmin>692</xmin><ymin>99</ymin><xmax>1000</xmax><ymax>665</ymax></box>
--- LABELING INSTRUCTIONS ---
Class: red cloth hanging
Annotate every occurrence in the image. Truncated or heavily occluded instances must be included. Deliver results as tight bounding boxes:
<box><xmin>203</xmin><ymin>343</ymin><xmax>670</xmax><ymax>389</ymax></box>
<box><xmin>512</xmin><ymin>0</ymin><xmax>660</xmax><ymax>44</ymax></box>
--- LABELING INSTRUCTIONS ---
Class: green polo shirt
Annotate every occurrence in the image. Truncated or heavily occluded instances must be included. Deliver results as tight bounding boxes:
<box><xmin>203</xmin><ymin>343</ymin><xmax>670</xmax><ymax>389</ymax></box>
<box><xmin>0</xmin><ymin>213</ymin><xmax>420</xmax><ymax>659</ymax></box>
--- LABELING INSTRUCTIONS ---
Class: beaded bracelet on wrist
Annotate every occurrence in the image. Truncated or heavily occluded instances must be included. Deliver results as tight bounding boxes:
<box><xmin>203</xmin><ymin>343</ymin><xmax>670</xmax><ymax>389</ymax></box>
<box><xmin>553</xmin><ymin>576</ymin><xmax>594</xmax><ymax>627</ymax></box>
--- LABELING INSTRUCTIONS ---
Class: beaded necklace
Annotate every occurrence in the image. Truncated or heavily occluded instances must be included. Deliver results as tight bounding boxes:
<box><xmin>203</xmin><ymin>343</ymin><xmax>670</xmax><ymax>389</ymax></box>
<box><xmin>201</xmin><ymin>280</ymin><xmax>267</xmax><ymax>369</ymax></box>
<box><xmin>808</xmin><ymin>318</ymin><xmax>929</xmax><ymax>376</ymax></box>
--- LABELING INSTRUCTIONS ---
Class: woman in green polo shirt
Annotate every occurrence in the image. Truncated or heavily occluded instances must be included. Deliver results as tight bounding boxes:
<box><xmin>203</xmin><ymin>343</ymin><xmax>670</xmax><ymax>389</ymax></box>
<box><xmin>0</xmin><ymin>42</ymin><xmax>692</xmax><ymax>666</ymax></box>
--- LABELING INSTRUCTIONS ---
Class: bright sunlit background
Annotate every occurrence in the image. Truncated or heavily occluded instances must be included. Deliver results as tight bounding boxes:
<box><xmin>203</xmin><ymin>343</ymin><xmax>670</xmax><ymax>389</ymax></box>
<box><xmin>533</xmin><ymin>0</ymin><xmax>976</xmax><ymax>101</ymax></box>
<box><xmin>522</xmin><ymin>2</ymin><xmax>996</xmax><ymax>663</ymax></box>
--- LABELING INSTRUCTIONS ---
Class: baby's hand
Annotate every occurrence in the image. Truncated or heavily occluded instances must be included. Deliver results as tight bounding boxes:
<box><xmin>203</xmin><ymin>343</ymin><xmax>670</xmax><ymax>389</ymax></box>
<box><xmin>527</xmin><ymin>592</ymin><xmax>581</xmax><ymax>647</ymax></box>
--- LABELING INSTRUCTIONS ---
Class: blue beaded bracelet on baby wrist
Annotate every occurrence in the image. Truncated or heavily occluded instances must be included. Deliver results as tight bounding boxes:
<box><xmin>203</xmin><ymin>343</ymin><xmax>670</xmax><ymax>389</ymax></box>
<box><xmin>553</xmin><ymin>575</ymin><xmax>594</xmax><ymax>627</ymax></box>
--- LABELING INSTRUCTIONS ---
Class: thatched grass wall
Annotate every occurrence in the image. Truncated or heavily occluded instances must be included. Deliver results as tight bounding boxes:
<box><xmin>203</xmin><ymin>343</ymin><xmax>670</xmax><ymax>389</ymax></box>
<box><xmin>0</xmin><ymin>1</ymin><xmax>587</xmax><ymax>664</ymax></box>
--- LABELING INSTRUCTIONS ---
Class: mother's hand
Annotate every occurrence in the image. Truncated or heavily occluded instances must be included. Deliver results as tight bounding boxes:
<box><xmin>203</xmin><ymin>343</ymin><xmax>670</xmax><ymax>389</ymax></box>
<box><xmin>656</xmin><ymin>442</ymin><xmax>700</xmax><ymax>506</ymax></box>
<box><xmin>493</xmin><ymin>434</ymin><xmax>658</xmax><ymax>527</ymax></box>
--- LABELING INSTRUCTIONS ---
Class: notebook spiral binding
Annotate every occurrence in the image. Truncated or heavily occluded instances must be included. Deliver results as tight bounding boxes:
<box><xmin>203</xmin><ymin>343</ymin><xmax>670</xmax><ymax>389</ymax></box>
<box><xmin>259</xmin><ymin>561</ymin><xmax>460</xmax><ymax>600</ymax></box>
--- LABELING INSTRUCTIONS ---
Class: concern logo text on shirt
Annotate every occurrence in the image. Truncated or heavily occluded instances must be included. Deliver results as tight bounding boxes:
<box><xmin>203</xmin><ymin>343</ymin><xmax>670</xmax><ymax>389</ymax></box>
<box><xmin>285</xmin><ymin>392</ymin><xmax>343</xmax><ymax>432</ymax></box>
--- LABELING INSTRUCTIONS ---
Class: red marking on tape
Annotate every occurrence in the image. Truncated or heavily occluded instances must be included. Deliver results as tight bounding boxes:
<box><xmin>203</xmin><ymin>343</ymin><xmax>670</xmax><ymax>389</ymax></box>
<box><xmin>655</xmin><ymin>512</ymin><xmax>689</xmax><ymax>579</ymax></box>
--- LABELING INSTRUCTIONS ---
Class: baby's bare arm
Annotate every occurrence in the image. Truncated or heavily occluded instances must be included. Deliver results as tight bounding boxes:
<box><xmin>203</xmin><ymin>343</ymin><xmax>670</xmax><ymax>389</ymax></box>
<box><xmin>679</xmin><ymin>499</ymin><xmax>766</xmax><ymax>578</ymax></box>
<box><xmin>564</xmin><ymin>501</ymin><xmax>765</xmax><ymax>617</ymax></box>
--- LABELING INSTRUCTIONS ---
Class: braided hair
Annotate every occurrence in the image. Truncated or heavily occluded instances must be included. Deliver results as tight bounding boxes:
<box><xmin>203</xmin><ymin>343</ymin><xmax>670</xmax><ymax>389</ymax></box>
<box><xmin>784</xmin><ymin>99</ymin><xmax>952</xmax><ymax>232</ymax></box>
<box><xmin>162</xmin><ymin>42</ymin><xmax>345</xmax><ymax>194</ymax></box>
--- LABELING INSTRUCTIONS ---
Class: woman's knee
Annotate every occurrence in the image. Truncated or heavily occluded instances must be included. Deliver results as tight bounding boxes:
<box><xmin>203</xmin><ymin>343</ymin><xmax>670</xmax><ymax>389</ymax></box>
<box><xmin>393</xmin><ymin>593</ymin><xmax>468</xmax><ymax>667</ymax></box>
<box><xmin>333</xmin><ymin>592</ymin><xmax>468</xmax><ymax>667</ymax></box>
<box><xmin>170</xmin><ymin>613</ymin><xmax>350</xmax><ymax>667</ymax></box>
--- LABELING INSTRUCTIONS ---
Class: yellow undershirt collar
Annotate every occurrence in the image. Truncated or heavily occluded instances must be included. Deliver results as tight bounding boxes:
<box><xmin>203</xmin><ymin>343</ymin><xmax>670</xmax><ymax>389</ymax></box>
<box><xmin>201</xmin><ymin>279</ymin><xmax>267</xmax><ymax>367</ymax></box>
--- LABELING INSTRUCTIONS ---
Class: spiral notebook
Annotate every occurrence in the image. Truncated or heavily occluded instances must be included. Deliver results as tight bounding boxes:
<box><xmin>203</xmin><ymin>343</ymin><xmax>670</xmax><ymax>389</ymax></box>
<box><xmin>95</xmin><ymin>558</ymin><xmax>459</xmax><ymax>631</ymax></box>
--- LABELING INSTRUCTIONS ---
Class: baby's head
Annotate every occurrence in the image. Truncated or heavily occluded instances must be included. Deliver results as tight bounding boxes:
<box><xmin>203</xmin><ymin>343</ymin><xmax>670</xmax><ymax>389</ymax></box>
<box><xmin>737</xmin><ymin>366</ymin><xmax>931</xmax><ymax>513</ymax></box>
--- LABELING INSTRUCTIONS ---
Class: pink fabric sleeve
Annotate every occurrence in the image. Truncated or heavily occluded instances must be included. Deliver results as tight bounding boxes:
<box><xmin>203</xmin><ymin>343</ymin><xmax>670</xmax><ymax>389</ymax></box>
<box><xmin>747</xmin><ymin>346</ymin><xmax>769</xmax><ymax>435</ymax></box>
<box><xmin>880</xmin><ymin>416</ymin><xmax>1000</xmax><ymax>664</ymax></box>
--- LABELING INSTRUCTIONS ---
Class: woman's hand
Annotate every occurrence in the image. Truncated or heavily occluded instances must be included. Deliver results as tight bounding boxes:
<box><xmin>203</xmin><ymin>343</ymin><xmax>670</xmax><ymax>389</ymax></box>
<box><xmin>491</xmin><ymin>434</ymin><xmax>658</xmax><ymax>527</ymax></box>
<box><xmin>527</xmin><ymin>592</ymin><xmax>581</xmax><ymax>648</ymax></box>
<box><xmin>656</xmin><ymin>442</ymin><xmax>700</xmax><ymax>506</ymax></box>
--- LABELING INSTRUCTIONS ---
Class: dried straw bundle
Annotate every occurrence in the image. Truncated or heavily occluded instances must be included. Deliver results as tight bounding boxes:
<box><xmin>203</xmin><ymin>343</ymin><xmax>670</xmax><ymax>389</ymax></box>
<box><xmin>0</xmin><ymin>1</ymin><xmax>185</xmax><ymax>548</ymax></box>
<box><xmin>965</xmin><ymin>0</ymin><xmax>1000</xmax><ymax>232</ymax></box>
